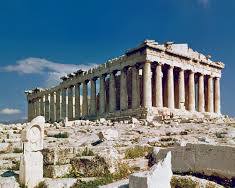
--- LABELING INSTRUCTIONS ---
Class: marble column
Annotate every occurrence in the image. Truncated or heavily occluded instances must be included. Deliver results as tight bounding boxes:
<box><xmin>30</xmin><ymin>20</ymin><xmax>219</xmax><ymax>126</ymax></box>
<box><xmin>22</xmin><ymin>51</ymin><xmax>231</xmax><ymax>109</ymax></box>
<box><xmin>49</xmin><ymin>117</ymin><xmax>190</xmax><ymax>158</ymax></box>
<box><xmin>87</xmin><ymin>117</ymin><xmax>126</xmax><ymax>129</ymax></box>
<box><xmin>28</xmin><ymin>100</ymin><xmax>34</xmax><ymax>121</ymax></box>
<box><xmin>155</xmin><ymin>63</ymin><xmax>163</xmax><ymax>108</ymax></box>
<box><xmin>214</xmin><ymin>77</ymin><xmax>221</xmax><ymax>114</ymax></box>
<box><xmin>120</xmin><ymin>68</ymin><xmax>128</xmax><ymax>110</ymax></box>
<box><xmin>131</xmin><ymin>66</ymin><xmax>140</xmax><ymax>109</ymax></box>
<box><xmin>188</xmin><ymin>71</ymin><xmax>195</xmax><ymax>111</ymax></box>
<box><xmin>68</xmin><ymin>86</ymin><xmax>74</xmax><ymax>120</ymax></box>
<box><xmin>198</xmin><ymin>74</ymin><xmax>205</xmax><ymax>112</ymax></box>
<box><xmin>49</xmin><ymin>92</ymin><xmax>55</xmax><ymax>122</ymax></box>
<box><xmin>90</xmin><ymin>78</ymin><xmax>97</xmax><ymax>116</ymax></box>
<box><xmin>207</xmin><ymin>76</ymin><xmax>214</xmax><ymax>112</ymax></box>
<box><xmin>75</xmin><ymin>84</ymin><xmax>81</xmax><ymax>119</ymax></box>
<box><xmin>109</xmin><ymin>72</ymin><xmax>116</xmax><ymax>112</ymax></box>
<box><xmin>35</xmin><ymin>99</ymin><xmax>39</xmax><ymax>116</ymax></box>
<box><xmin>56</xmin><ymin>90</ymin><xmax>61</xmax><ymax>121</ymax></box>
<box><xmin>32</xmin><ymin>101</ymin><xmax>36</xmax><ymax>118</ymax></box>
<box><xmin>167</xmin><ymin>66</ymin><xmax>175</xmax><ymax>109</ymax></box>
<box><xmin>61</xmin><ymin>88</ymin><xmax>67</xmax><ymax>119</ymax></box>
<box><xmin>143</xmin><ymin>61</ymin><xmax>152</xmax><ymax>108</ymax></box>
<box><xmin>45</xmin><ymin>94</ymin><xmax>50</xmax><ymax>122</ymax></box>
<box><xmin>40</xmin><ymin>97</ymin><xmax>44</xmax><ymax>116</ymax></box>
<box><xmin>99</xmin><ymin>75</ymin><xmax>106</xmax><ymax>114</ymax></box>
<box><xmin>178</xmin><ymin>69</ymin><xmax>185</xmax><ymax>109</ymax></box>
<box><xmin>82</xmin><ymin>81</ymin><xmax>88</xmax><ymax>116</ymax></box>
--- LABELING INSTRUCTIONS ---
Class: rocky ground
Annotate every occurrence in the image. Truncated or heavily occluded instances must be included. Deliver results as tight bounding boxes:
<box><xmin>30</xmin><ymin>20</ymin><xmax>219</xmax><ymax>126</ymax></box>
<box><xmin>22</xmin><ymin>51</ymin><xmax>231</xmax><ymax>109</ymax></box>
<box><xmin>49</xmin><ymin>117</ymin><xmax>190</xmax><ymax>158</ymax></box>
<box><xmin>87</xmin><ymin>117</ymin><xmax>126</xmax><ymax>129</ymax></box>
<box><xmin>0</xmin><ymin>116</ymin><xmax>235</xmax><ymax>187</ymax></box>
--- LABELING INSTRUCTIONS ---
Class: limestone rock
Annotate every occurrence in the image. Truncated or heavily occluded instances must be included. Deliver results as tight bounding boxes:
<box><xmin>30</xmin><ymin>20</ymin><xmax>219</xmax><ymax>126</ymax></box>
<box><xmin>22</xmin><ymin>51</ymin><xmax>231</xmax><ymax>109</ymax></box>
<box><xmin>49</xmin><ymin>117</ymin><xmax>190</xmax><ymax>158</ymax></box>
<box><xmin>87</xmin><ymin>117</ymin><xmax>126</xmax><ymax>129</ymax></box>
<box><xmin>70</xmin><ymin>156</ymin><xmax>110</xmax><ymax>177</ymax></box>
<box><xmin>129</xmin><ymin>151</ymin><xmax>172</xmax><ymax>188</ymax></box>
<box><xmin>98</xmin><ymin>129</ymin><xmax>119</xmax><ymax>141</ymax></box>
<box><xmin>43</xmin><ymin>178</ymin><xmax>77</xmax><ymax>188</ymax></box>
<box><xmin>131</xmin><ymin>118</ymin><xmax>140</xmax><ymax>124</ymax></box>
<box><xmin>0</xmin><ymin>176</ymin><xmax>20</xmax><ymax>188</ymax></box>
<box><xmin>152</xmin><ymin>144</ymin><xmax>235</xmax><ymax>179</ymax></box>
<box><xmin>19</xmin><ymin>152</ymin><xmax>43</xmax><ymax>188</ymax></box>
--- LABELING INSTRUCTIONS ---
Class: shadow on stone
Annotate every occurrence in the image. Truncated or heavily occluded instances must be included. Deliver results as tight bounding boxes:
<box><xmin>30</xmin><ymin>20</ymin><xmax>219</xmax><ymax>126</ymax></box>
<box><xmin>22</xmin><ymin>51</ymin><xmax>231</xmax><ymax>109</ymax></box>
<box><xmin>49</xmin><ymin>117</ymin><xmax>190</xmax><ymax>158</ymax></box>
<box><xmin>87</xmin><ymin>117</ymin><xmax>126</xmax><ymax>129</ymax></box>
<box><xmin>1</xmin><ymin>170</ymin><xmax>17</xmax><ymax>177</ymax></box>
<box><xmin>91</xmin><ymin>140</ymin><xmax>103</xmax><ymax>146</ymax></box>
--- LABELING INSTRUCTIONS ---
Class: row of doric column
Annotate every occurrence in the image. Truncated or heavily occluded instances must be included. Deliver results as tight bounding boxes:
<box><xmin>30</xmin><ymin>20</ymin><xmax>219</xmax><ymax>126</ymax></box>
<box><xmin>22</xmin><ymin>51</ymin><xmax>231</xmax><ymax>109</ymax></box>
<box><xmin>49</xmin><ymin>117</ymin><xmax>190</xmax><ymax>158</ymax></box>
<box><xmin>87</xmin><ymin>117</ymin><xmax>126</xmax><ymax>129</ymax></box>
<box><xmin>28</xmin><ymin>61</ymin><xmax>221</xmax><ymax>122</ymax></box>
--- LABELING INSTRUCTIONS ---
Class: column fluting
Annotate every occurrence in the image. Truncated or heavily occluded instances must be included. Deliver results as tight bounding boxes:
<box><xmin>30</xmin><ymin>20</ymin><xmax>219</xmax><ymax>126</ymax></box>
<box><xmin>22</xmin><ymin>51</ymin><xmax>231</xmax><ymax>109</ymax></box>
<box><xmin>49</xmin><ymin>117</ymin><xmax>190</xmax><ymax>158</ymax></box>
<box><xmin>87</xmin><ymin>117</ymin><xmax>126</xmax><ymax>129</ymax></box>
<box><xmin>207</xmin><ymin>76</ymin><xmax>214</xmax><ymax>112</ymax></box>
<box><xmin>198</xmin><ymin>74</ymin><xmax>205</xmax><ymax>112</ymax></box>
<box><xmin>120</xmin><ymin>68</ymin><xmax>128</xmax><ymax>110</ymax></box>
<box><xmin>131</xmin><ymin>66</ymin><xmax>140</xmax><ymax>109</ymax></box>
<box><xmin>50</xmin><ymin>92</ymin><xmax>55</xmax><ymax>122</ymax></box>
<box><xmin>167</xmin><ymin>66</ymin><xmax>175</xmax><ymax>109</ymax></box>
<box><xmin>61</xmin><ymin>88</ymin><xmax>67</xmax><ymax>119</ymax></box>
<box><xmin>68</xmin><ymin>86</ymin><xmax>74</xmax><ymax>120</ymax></box>
<box><xmin>214</xmin><ymin>77</ymin><xmax>221</xmax><ymax>114</ymax></box>
<box><xmin>188</xmin><ymin>71</ymin><xmax>195</xmax><ymax>111</ymax></box>
<box><xmin>143</xmin><ymin>61</ymin><xmax>152</xmax><ymax>108</ymax></box>
<box><xmin>109</xmin><ymin>72</ymin><xmax>116</xmax><ymax>112</ymax></box>
<box><xmin>99</xmin><ymin>75</ymin><xmax>106</xmax><ymax>114</ymax></box>
<box><xmin>56</xmin><ymin>90</ymin><xmax>61</xmax><ymax>121</ymax></box>
<box><xmin>90</xmin><ymin>78</ymin><xmax>97</xmax><ymax>116</ymax></box>
<box><xmin>45</xmin><ymin>94</ymin><xmax>50</xmax><ymax>122</ymax></box>
<box><xmin>155</xmin><ymin>63</ymin><xmax>163</xmax><ymax>108</ymax></box>
<box><xmin>75</xmin><ymin>84</ymin><xmax>81</xmax><ymax>119</ymax></box>
<box><xmin>178</xmin><ymin>69</ymin><xmax>185</xmax><ymax>109</ymax></box>
<box><xmin>82</xmin><ymin>81</ymin><xmax>88</xmax><ymax>116</ymax></box>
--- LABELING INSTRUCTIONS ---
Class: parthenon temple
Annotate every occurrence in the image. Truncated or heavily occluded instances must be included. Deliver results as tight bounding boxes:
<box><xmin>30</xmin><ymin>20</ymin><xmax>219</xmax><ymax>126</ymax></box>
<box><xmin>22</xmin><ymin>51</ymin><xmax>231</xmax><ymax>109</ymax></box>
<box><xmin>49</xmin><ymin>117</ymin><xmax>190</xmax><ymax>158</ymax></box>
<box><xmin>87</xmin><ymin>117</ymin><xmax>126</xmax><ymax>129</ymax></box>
<box><xmin>25</xmin><ymin>40</ymin><xmax>225</xmax><ymax>122</ymax></box>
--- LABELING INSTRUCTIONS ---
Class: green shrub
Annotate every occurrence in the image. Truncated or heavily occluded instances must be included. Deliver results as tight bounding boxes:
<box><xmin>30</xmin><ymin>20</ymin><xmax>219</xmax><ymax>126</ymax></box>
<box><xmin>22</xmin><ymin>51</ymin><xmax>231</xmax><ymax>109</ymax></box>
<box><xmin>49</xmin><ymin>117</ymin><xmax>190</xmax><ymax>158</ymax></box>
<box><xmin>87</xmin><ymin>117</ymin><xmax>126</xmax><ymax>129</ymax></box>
<box><xmin>171</xmin><ymin>176</ymin><xmax>199</xmax><ymax>188</ymax></box>
<box><xmin>125</xmin><ymin>146</ymin><xmax>153</xmax><ymax>159</ymax></box>
<box><xmin>49</xmin><ymin>132</ymin><xmax>69</xmax><ymax>138</ymax></box>
<box><xmin>71</xmin><ymin>162</ymin><xmax>134</xmax><ymax>188</ymax></box>
<box><xmin>13</xmin><ymin>148</ymin><xmax>23</xmax><ymax>153</ymax></box>
<box><xmin>81</xmin><ymin>147</ymin><xmax>95</xmax><ymax>156</ymax></box>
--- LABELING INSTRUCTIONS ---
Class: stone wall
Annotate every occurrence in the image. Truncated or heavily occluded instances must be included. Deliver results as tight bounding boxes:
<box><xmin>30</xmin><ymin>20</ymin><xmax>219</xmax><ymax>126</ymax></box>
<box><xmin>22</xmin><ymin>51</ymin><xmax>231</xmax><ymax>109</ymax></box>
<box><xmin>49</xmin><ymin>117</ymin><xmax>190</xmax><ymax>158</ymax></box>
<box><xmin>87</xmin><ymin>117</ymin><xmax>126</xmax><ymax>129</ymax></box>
<box><xmin>152</xmin><ymin>143</ymin><xmax>235</xmax><ymax>179</ymax></box>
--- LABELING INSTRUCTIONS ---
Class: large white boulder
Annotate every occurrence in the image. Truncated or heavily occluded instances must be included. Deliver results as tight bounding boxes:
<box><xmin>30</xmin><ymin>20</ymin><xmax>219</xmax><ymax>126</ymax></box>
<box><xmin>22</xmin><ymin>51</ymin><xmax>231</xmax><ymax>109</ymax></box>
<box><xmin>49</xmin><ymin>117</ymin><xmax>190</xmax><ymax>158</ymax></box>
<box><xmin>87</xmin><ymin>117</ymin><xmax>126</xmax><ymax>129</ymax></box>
<box><xmin>129</xmin><ymin>151</ymin><xmax>172</xmax><ymax>188</ymax></box>
<box><xmin>0</xmin><ymin>177</ymin><xmax>19</xmax><ymax>188</ymax></box>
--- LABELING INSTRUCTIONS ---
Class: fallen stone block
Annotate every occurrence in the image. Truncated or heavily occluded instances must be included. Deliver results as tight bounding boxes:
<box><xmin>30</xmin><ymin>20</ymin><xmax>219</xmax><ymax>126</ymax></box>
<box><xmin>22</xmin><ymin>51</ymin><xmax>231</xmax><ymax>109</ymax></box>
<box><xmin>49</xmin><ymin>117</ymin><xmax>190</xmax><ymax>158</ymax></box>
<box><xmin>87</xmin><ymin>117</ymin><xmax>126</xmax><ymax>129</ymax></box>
<box><xmin>0</xmin><ymin>176</ymin><xmax>19</xmax><ymax>188</ymax></box>
<box><xmin>43</xmin><ymin>178</ymin><xmax>77</xmax><ymax>188</ymax></box>
<box><xmin>71</xmin><ymin>156</ymin><xmax>110</xmax><ymax>177</ymax></box>
<box><xmin>43</xmin><ymin>147</ymin><xmax>75</xmax><ymax>165</ymax></box>
<box><xmin>129</xmin><ymin>151</ymin><xmax>172</xmax><ymax>188</ymax></box>
<box><xmin>99</xmin><ymin>179</ymin><xmax>129</xmax><ymax>188</ymax></box>
<box><xmin>152</xmin><ymin>143</ymin><xmax>235</xmax><ymax>180</ymax></box>
<box><xmin>44</xmin><ymin>164</ymin><xmax>72</xmax><ymax>178</ymax></box>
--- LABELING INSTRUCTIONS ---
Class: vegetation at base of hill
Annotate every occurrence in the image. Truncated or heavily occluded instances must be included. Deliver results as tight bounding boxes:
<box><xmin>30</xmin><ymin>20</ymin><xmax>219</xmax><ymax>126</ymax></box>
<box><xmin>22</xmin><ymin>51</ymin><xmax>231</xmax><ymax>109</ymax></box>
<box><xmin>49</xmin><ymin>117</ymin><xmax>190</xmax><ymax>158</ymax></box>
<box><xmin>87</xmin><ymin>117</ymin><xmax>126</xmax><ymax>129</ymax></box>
<box><xmin>124</xmin><ymin>145</ymin><xmax>153</xmax><ymax>159</ymax></box>
<box><xmin>71</xmin><ymin>162</ymin><xmax>134</xmax><ymax>188</ymax></box>
<box><xmin>48</xmin><ymin>132</ymin><xmax>69</xmax><ymax>138</ymax></box>
<box><xmin>79</xmin><ymin>147</ymin><xmax>95</xmax><ymax>156</ymax></box>
<box><xmin>13</xmin><ymin>148</ymin><xmax>23</xmax><ymax>153</ymax></box>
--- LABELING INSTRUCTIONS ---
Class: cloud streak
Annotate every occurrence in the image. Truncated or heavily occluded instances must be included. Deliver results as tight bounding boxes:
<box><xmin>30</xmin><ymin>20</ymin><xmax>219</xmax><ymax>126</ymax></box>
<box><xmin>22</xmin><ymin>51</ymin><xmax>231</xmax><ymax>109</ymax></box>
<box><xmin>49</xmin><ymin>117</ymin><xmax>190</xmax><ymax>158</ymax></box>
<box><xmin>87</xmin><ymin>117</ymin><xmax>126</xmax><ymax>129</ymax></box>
<box><xmin>1</xmin><ymin>58</ymin><xmax>98</xmax><ymax>87</ymax></box>
<box><xmin>0</xmin><ymin>108</ymin><xmax>21</xmax><ymax>115</ymax></box>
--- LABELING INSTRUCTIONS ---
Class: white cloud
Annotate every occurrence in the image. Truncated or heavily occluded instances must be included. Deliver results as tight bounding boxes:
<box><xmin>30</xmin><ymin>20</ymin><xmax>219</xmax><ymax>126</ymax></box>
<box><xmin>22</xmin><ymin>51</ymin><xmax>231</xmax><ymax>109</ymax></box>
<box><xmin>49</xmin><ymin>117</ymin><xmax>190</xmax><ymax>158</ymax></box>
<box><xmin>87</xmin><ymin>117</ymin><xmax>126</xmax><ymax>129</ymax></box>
<box><xmin>0</xmin><ymin>108</ymin><xmax>21</xmax><ymax>115</ymax></box>
<box><xmin>1</xmin><ymin>57</ymin><xmax>98</xmax><ymax>87</ymax></box>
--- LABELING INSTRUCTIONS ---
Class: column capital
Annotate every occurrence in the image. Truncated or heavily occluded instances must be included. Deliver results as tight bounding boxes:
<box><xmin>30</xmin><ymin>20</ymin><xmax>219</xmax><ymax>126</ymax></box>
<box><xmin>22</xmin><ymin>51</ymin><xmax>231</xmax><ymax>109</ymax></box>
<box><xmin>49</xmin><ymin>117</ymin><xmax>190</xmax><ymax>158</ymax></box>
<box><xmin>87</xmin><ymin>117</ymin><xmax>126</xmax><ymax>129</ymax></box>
<box><xmin>156</xmin><ymin>61</ymin><xmax>164</xmax><ymax>66</ymax></box>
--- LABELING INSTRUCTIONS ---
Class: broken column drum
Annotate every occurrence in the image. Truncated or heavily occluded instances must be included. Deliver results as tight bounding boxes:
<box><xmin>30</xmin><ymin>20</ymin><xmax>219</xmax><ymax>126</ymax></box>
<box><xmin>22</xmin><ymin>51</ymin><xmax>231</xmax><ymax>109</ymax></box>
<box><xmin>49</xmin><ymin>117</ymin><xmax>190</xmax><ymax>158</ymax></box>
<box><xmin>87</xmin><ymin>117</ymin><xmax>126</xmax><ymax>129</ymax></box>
<box><xmin>25</xmin><ymin>40</ymin><xmax>224</xmax><ymax>121</ymax></box>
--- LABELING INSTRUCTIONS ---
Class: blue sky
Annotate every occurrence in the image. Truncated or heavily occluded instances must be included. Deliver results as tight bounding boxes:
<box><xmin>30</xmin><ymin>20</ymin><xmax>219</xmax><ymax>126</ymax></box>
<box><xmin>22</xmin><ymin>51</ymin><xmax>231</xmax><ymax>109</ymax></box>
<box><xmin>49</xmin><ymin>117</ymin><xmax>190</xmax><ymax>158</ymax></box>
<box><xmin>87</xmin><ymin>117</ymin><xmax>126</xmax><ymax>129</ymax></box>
<box><xmin>0</xmin><ymin>0</ymin><xmax>235</xmax><ymax>121</ymax></box>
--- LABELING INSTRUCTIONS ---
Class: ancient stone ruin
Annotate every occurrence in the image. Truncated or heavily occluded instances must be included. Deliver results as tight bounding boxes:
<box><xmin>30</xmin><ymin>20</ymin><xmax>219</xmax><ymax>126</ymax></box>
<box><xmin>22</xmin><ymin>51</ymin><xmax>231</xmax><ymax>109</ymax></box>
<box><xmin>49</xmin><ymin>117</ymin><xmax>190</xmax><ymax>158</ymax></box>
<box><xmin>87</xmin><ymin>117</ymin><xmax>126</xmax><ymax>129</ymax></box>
<box><xmin>25</xmin><ymin>40</ymin><xmax>224</xmax><ymax>122</ymax></box>
<box><xmin>1</xmin><ymin>40</ymin><xmax>233</xmax><ymax>188</ymax></box>
<box><xmin>19</xmin><ymin>116</ymin><xmax>44</xmax><ymax>188</ymax></box>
